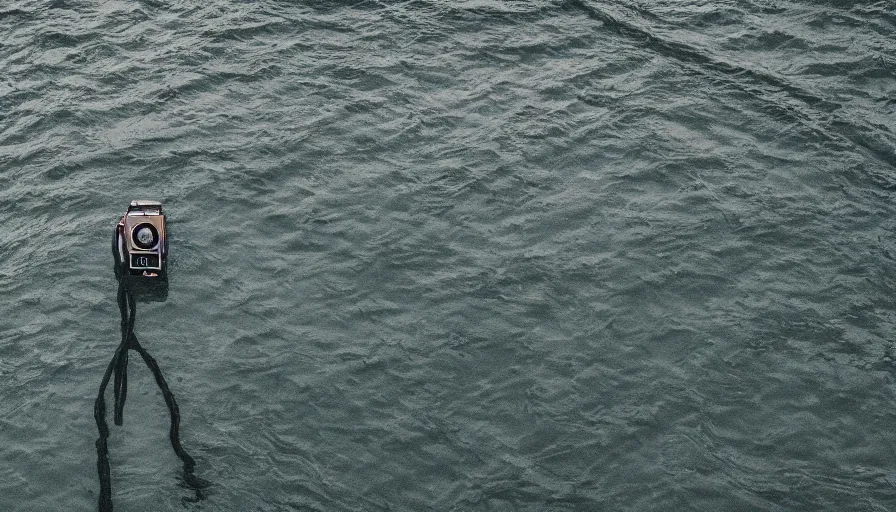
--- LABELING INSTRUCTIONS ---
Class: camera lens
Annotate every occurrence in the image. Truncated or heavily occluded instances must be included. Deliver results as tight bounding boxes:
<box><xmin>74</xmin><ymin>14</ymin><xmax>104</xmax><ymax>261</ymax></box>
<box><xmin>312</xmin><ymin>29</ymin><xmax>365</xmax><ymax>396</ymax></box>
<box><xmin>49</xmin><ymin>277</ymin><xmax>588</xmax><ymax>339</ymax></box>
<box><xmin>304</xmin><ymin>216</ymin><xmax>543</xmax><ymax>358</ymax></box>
<box><xmin>137</xmin><ymin>227</ymin><xmax>154</xmax><ymax>245</ymax></box>
<box><xmin>132</xmin><ymin>224</ymin><xmax>158</xmax><ymax>249</ymax></box>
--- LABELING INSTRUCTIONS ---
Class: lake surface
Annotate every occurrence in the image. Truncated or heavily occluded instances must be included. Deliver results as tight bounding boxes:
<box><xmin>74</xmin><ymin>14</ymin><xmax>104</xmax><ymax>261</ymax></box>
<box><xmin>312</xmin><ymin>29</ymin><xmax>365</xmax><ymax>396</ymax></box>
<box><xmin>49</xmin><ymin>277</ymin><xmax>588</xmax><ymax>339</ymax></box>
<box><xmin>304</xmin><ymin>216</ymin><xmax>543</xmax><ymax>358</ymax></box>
<box><xmin>2</xmin><ymin>0</ymin><xmax>895</xmax><ymax>510</ymax></box>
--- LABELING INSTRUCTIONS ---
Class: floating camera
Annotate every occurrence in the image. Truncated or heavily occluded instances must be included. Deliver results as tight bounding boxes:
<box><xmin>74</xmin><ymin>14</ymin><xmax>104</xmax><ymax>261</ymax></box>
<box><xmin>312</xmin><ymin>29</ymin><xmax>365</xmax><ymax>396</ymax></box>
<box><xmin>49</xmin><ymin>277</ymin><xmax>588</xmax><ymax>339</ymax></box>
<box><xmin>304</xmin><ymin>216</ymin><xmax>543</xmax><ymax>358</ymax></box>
<box><xmin>114</xmin><ymin>200</ymin><xmax>168</xmax><ymax>278</ymax></box>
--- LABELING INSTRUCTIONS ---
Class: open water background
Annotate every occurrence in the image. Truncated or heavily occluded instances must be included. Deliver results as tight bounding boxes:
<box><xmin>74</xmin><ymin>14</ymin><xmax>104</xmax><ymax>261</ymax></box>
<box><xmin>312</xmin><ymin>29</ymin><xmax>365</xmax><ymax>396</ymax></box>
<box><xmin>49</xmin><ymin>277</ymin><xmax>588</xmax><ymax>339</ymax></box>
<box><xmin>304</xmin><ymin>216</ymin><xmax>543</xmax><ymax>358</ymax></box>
<box><xmin>2</xmin><ymin>0</ymin><xmax>896</xmax><ymax>510</ymax></box>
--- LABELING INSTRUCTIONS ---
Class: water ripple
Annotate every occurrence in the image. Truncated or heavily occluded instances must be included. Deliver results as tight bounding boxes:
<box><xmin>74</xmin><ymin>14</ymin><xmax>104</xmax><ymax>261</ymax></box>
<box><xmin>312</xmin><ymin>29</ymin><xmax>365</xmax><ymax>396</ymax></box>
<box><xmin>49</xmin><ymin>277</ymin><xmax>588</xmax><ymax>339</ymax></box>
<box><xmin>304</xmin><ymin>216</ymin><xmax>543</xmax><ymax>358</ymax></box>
<box><xmin>2</xmin><ymin>0</ymin><xmax>895</xmax><ymax>510</ymax></box>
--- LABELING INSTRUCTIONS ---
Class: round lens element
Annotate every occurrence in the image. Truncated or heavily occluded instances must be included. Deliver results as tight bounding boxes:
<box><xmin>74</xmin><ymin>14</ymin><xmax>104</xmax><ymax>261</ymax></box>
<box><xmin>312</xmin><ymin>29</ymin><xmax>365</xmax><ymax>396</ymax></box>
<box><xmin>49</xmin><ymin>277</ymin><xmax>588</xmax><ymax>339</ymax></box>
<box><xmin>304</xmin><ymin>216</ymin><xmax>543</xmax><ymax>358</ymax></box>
<box><xmin>137</xmin><ymin>227</ymin><xmax>154</xmax><ymax>245</ymax></box>
<box><xmin>132</xmin><ymin>224</ymin><xmax>158</xmax><ymax>249</ymax></box>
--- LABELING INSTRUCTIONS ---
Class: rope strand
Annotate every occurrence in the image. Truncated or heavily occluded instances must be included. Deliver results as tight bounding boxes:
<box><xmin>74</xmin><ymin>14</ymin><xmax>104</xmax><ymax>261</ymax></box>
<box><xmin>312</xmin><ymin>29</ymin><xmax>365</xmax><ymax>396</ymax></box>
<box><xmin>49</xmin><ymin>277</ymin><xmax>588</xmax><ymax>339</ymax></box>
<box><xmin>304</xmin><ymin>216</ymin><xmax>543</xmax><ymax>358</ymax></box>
<box><xmin>94</xmin><ymin>273</ymin><xmax>208</xmax><ymax>511</ymax></box>
<box><xmin>113</xmin><ymin>281</ymin><xmax>130</xmax><ymax>426</ymax></box>
<box><xmin>94</xmin><ymin>343</ymin><xmax>123</xmax><ymax>512</ymax></box>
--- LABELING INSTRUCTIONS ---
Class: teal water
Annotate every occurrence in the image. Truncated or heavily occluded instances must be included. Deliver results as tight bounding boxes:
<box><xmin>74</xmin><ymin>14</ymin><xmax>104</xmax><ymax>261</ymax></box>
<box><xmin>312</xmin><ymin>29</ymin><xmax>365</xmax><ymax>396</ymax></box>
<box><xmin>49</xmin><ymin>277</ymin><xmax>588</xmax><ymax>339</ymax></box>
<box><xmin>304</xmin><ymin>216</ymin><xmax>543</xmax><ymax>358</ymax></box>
<box><xmin>2</xmin><ymin>1</ymin><xmax>896</xmax><ymax>510</ymax></box>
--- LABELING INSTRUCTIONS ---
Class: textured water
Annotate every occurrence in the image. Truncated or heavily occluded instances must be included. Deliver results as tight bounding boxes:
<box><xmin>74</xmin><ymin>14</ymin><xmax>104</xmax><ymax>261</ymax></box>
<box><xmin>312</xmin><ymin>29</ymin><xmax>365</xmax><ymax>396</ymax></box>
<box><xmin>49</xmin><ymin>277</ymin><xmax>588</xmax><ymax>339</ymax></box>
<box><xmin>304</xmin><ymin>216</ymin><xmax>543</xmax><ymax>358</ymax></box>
<box><xmin>2</xmin><ymin>0</ymin><xmax>896</xmax><ymax>510</ymax></box>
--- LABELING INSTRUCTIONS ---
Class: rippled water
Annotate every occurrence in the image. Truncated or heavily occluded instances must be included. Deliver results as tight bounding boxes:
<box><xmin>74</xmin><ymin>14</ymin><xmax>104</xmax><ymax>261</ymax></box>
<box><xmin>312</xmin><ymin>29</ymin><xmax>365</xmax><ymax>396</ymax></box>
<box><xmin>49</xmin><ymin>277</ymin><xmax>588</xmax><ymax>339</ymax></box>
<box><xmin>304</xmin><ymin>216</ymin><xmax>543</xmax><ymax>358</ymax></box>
<box><xmin>2</xmin><ymin>0</ymin><xmax>896</xmax><ymax>510</ymax></box>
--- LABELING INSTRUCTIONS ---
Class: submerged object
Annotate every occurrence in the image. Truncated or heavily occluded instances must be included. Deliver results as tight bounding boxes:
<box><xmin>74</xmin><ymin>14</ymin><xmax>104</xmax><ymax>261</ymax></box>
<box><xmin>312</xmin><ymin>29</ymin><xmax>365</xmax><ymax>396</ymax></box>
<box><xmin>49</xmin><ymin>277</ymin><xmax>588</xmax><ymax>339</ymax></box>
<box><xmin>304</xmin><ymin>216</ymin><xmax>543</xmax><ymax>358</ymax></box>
<box><xmin>114</xmin><ymin>200</ymin><xmax>168</xmax><ymax>277</ymax></box>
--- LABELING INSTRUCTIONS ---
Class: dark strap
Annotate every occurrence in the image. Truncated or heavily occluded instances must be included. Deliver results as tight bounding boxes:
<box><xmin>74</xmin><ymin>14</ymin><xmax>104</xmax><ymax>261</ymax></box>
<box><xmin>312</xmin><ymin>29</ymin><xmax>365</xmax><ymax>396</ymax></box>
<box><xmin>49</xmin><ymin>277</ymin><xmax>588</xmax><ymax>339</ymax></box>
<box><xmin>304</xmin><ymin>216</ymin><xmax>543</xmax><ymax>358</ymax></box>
<box><xmin>94</xmin><ymin>276</ymin><xmax>208</xmax><ymax>511</ymax></box>
<box><xmin>113</xmin><ymin>280</ymin><xmax>132</xmax><ymax>425</ymax></box>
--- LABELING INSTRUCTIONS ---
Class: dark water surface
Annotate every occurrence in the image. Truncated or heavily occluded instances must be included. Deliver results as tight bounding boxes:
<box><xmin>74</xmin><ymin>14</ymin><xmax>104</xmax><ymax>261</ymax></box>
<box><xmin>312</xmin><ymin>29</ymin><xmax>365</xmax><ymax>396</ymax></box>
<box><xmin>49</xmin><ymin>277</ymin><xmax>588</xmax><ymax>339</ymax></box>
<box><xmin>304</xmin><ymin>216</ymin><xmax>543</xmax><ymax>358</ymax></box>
<box><xmin>2</xmin><ymin>0</ymin><xmax>896</xmax><ymax>510</ymax></box>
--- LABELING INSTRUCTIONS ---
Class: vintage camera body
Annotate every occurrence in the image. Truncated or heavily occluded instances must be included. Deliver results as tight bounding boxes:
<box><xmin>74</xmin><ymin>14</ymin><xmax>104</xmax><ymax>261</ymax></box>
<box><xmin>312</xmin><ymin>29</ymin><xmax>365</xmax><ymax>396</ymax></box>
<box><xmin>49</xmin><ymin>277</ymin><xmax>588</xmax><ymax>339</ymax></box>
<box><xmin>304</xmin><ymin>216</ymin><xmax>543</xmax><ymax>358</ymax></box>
<box><xmin>115</xmin><ymin>200</ymin><xmax>168</xmax><ymax>278</ymax></box>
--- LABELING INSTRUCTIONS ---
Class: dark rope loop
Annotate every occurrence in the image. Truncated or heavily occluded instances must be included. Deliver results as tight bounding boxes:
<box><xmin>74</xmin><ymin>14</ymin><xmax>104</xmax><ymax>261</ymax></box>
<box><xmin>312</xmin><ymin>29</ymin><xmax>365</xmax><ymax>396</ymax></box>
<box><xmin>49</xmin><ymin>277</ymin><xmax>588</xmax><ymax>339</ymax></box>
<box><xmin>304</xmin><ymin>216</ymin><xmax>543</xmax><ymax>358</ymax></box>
<box><xmin>95</xmin><ymin>266</ymin><xmax>209</xmax><ymax>511</ymax></box>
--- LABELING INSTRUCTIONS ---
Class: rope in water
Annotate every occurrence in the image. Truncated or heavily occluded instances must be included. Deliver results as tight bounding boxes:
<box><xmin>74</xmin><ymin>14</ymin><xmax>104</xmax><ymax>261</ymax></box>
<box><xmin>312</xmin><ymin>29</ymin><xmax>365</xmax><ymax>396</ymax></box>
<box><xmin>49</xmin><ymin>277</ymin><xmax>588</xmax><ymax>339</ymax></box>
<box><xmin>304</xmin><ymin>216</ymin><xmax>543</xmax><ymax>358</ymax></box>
<box><xmin>94</xmin><ymin>272</ymin><xmax>208</xmax><ymax>511</ymax></box>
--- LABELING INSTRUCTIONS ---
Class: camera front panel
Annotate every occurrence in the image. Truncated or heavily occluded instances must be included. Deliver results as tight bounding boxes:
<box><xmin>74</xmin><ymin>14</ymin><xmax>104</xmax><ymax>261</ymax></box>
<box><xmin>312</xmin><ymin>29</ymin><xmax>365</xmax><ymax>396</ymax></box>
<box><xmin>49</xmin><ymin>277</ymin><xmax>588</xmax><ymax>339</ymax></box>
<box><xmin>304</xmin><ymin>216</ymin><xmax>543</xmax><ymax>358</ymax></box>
<box><xmin>123</xmin><ymin>214</ymin><xmax>166</xmax><ymax>272</ymax></box>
